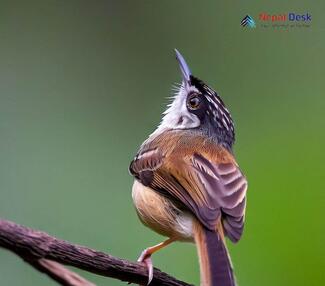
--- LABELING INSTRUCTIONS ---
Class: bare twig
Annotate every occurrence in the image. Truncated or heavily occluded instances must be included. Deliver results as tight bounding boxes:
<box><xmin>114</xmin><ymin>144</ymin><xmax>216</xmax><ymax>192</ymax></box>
<box><xmin>0</xmin><ymin>219</ymin><xmax>192</xmax><ymax>286</ymax></box>
<box><xmin>25</xmin><ymin>258</ymin><xmax>95</xmax><ymax>286</ymax></box>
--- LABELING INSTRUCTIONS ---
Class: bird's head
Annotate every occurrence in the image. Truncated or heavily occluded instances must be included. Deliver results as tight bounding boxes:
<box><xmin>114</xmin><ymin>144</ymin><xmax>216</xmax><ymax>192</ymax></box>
<box><xmin>156</xmin><ymin>50</ymin><xmax>235</xmax><ymax>150</ymax></box>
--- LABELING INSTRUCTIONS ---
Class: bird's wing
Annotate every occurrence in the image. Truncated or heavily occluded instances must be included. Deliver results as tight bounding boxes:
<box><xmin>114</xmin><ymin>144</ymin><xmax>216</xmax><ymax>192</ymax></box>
<box><xmin>129</xmin><ymin>147</ymin><xmax>247</xmax><ymax>242</ymax></box>
<box><xmin>188</xmin><ymin>153</ymin><xmax>247</xmax><ymax>242</ymax></box>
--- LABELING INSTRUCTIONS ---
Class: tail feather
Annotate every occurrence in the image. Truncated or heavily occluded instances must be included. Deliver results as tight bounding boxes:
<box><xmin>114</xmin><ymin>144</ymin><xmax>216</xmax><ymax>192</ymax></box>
<box><xmin>194</xmin><ymin>222</ymin><xmax>236</xmax><ymax>286</ymax></box>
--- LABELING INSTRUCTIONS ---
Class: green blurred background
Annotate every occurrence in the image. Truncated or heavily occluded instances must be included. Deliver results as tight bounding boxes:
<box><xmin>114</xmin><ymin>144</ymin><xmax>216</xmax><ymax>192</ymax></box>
<box><xmin>0</xmin><ymin>1</ymin><xmax>324</xmax><ymax>285</ymax></box>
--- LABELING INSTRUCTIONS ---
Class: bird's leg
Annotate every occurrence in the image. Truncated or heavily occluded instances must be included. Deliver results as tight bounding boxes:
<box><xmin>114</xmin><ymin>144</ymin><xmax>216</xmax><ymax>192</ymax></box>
<box><xmin>137</xmin><ymin>237</ymin><xmax>175</xmax><ymax>285</ymax></box>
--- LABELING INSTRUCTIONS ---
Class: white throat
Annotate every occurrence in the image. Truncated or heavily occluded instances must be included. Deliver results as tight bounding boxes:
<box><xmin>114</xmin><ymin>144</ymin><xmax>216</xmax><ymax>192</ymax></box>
<box><xmin>151</xmin><ymin>84</ymin><xmax>200</xmax><ymax>137</ymax></box>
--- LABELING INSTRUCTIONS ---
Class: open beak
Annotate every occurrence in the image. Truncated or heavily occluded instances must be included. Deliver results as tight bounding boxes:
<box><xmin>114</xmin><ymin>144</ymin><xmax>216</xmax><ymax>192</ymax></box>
<box><xmin>175</xmin><ymin>49</ymin><xmax>191</xmax><ymax>85</ymax></box>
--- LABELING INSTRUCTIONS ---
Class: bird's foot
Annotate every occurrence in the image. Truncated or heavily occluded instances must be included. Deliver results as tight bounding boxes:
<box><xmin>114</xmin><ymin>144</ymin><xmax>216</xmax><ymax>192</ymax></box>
<box><xmin>137</xmin><ymin>249</ymin><xmax>153</xmax><ymax>285</ymax></box>
<box><xmin>135</xmin><ymin>239</ymin><xmax>175</xmax><ymax>285</ymax></box>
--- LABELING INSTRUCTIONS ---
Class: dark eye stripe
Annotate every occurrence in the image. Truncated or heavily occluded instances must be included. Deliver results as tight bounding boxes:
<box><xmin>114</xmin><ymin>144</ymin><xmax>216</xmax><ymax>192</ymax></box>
<box><xmin>189</xmin><ymin>75</ymin><xmax>235</xmax><ymax>147</ymax></box>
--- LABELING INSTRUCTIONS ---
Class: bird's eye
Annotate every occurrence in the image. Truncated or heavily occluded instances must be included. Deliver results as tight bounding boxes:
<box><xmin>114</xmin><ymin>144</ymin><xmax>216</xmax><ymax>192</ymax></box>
<box><xmin>187</xmin><ymin>94</ymin><xmax>201</xmax><ymax>110</ymax></box>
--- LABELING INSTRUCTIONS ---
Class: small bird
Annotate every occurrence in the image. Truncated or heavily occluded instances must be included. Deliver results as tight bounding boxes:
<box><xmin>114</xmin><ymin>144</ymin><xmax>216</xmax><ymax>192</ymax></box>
<box><xmin>129</xmin><ymin>50</ymin><xmax>247</xmax><ymax>286</ymax></box>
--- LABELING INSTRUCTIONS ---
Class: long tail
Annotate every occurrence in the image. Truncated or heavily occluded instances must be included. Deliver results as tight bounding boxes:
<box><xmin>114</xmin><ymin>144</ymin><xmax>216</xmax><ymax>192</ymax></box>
<box><xmin>194</xmin><ymin>222</ymin><xmax>236</xmax><ymax>286</ymax></box>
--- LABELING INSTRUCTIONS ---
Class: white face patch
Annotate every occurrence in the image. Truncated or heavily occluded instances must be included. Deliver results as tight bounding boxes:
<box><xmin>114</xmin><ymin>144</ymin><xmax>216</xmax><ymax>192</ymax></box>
<box><xmin>154</xmin><ymin>84</ymin><xmax>200</xmax><ymax>134</ymax></box>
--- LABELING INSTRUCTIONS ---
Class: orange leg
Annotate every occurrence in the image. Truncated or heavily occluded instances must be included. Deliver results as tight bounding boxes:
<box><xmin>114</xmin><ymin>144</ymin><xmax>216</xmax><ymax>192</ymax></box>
<box><xmin>137</xmin><ymin>238</ymin><xmax>175</xmax><ymax>285</ymax></box>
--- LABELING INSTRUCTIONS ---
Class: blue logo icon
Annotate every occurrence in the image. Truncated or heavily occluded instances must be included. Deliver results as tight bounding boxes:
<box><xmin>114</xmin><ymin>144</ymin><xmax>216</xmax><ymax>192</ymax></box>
<box><xmin>241</xmin><ymin>15</ymin><xmax>256</xmax><ymax>28</ymax></box>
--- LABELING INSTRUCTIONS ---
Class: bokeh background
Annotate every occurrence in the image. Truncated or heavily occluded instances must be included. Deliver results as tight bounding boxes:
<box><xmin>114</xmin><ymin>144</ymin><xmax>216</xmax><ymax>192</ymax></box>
<box><xmin>0</xmin><ymin>1</ymin><xmax>324</xmax><ymax>285</ymax></box>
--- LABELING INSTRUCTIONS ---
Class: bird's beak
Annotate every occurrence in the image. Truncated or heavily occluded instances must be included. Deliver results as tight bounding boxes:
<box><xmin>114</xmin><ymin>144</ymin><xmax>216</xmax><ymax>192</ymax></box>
<box><xmin>175</xmin><ymin>49</ymin><xmax>191</xmax><ymax>85</ymax></box>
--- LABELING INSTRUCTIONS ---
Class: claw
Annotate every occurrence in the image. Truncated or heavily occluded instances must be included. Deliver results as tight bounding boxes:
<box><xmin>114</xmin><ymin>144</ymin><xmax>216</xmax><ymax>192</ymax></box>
<box><xmin>142</xmin><ymin>256</ymin><xmax>153</xmax><ymax>285</ymax></box>
<box><xmin>137</xmin><ymin>249</ymin><xmax>154</xmax><ymax>285</ymax></box>
<box><xmin>135</xmin><ymin>239</ymin><xmax>175</xmax><ymax>285</ymax></box>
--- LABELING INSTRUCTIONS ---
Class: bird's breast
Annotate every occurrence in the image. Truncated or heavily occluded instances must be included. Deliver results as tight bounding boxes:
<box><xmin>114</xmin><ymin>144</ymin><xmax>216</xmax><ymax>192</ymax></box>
<box><xmin>132</xmin><ymin>180</ymin><xmax>194</xmax><ymax>242</ymax></box>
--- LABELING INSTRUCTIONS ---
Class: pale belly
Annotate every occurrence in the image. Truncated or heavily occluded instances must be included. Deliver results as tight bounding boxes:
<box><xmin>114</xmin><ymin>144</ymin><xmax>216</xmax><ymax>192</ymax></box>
<box><xmin>132</xmin><ymin>180</ymin><xmax>194</xmax><ymax>242</ymax></box>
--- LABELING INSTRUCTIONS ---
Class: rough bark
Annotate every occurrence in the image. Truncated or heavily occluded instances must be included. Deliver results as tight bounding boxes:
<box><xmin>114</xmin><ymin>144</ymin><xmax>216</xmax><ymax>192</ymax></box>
<box><xmin>0</xmin><ymin>219</ymin><xmax>192</xmax><ymax>286</ymax></box>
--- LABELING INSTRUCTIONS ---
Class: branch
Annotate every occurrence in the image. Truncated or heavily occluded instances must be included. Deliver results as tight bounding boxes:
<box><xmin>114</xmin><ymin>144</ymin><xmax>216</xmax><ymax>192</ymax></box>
<box><xmin>0</xmin><ymin>219</ymin><xmax>192</xmax><ymax>286</ymax></box>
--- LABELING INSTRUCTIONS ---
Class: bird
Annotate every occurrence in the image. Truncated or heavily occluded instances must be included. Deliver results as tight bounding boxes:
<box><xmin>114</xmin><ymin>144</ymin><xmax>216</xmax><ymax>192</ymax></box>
<box><xmin>129</xmin><ymin>50</ymin><xmax>247</xmax><ymax>286</ymax></box>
